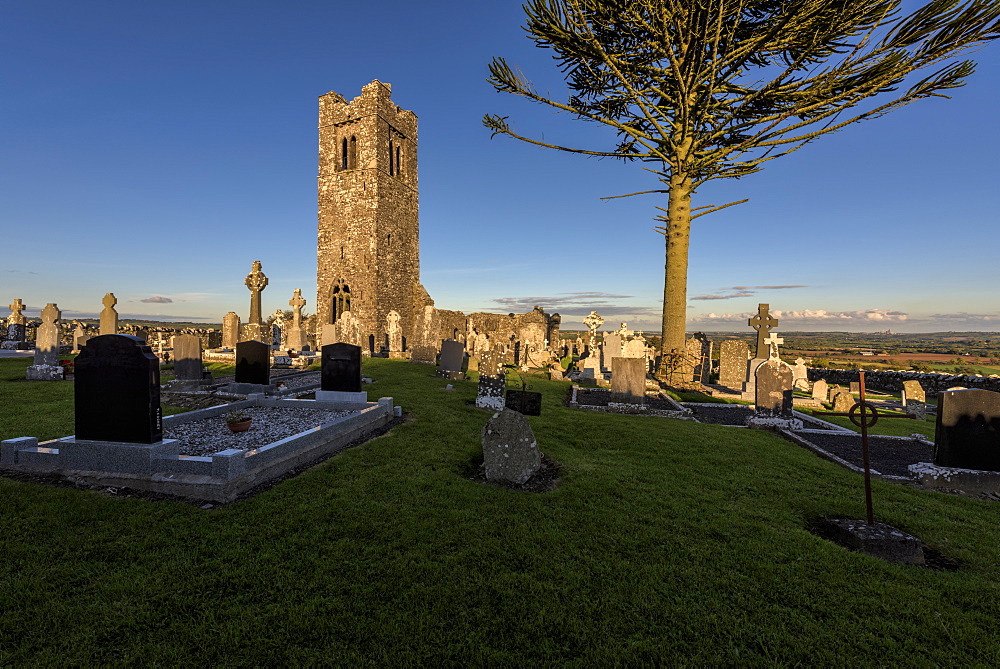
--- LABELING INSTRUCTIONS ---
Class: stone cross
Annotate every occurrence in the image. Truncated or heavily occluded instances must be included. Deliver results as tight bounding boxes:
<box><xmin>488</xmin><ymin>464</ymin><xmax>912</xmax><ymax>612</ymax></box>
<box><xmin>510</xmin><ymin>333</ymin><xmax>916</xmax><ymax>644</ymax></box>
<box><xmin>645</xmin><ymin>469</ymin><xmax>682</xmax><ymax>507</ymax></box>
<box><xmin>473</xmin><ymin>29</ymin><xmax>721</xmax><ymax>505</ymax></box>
<box><xmin>244</xmin><ymin>260</ymin><xmax>269</xmax><ymax>326</ymax></box>
<box><xmin>763</xmin><ymin>332</ymin><xmax>784</xmax><ymax>360</ymax></box>
<box><xmin>7</xmin><ymin>298</ymin><xmax>26</xmax><ymax>325</ymax></box>
<box><xmin>748</xmin><ymin>303</ymin><xmax>778</xmax><ymax>358</ymax></box>
<box><xmin>99</xmin><ymin>292</ymin><xmax>119</xmax><ymax>335</ymax></box>
<box><xmin>584</xmin><ymin>311</ymin><xmax>604</xmax><ymax>346</ymax></box>
<box><xmin>285</xmin><ymin>288</ymin><xmax>308</xmax><ymax>350</ymax></box>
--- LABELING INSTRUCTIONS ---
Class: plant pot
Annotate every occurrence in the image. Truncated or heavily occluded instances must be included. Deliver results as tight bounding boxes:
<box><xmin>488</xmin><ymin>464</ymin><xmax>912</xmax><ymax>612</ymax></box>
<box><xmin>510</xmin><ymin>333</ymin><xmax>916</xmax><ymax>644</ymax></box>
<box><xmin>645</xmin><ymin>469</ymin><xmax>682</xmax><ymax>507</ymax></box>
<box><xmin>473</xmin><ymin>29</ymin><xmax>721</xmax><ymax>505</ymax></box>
<box><xmin>227</xmin><ymin>419</ymin><xmax>252</xmax><ymax>433</ymax></box>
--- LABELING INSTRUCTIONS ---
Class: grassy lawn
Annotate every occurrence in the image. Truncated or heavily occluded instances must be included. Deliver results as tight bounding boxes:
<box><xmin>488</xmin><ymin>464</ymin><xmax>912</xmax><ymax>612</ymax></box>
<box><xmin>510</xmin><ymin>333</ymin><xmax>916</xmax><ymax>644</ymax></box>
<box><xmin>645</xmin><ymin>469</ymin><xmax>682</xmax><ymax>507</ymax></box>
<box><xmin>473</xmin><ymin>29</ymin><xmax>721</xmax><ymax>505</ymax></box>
<box><xmin>2</xmin><ymin>358</ymin><xmax>1000</xmax><ymax>663</ymax></box>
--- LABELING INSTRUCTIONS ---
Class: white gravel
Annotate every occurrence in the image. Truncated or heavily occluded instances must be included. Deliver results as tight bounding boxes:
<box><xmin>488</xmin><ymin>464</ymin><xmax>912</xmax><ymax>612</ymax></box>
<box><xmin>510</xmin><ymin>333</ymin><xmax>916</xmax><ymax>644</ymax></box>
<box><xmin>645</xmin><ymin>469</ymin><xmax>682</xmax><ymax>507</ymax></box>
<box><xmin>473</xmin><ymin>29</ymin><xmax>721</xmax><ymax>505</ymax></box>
<box><xmin>164</xmin><ymin>405</ymin><xmax>358</xmax><ymax>456</ymax></box>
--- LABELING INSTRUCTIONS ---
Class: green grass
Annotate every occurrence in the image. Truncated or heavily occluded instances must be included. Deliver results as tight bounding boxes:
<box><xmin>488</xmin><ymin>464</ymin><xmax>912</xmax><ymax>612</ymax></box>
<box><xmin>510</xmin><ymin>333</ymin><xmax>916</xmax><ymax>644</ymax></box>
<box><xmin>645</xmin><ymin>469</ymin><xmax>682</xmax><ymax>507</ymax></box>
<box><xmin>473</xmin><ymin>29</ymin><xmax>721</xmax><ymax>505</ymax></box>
<box><xmin>799</xmin><ymin>405</ymin><xmax>936</xmax><ymax>438</ymax></box>
<box><xmin>2</xmin><ymin>358</ymin><xmax>1000</xmax><ymax>663</ymax></box>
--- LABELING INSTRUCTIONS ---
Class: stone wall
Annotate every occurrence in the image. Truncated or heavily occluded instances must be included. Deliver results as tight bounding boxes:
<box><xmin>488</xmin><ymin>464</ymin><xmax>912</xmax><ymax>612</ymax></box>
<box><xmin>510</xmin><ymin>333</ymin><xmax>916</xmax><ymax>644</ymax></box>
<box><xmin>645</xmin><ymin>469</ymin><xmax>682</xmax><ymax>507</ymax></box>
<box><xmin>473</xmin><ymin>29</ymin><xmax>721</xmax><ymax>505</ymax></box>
<box><xmin>807</xmin><ymin>367</ymin><xmax>1000</xmax><ymax>396</ymax></box>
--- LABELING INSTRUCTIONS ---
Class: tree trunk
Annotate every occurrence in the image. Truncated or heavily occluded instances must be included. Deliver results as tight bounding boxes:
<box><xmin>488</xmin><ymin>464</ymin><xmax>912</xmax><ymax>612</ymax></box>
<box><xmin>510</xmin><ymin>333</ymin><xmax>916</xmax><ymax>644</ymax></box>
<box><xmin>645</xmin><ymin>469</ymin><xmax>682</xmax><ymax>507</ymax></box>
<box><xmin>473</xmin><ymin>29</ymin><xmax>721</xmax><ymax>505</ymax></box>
<box><xmin>656</xmin><ymin>170</ymin><xmax>692</xmax><ymax>382</ymax></box>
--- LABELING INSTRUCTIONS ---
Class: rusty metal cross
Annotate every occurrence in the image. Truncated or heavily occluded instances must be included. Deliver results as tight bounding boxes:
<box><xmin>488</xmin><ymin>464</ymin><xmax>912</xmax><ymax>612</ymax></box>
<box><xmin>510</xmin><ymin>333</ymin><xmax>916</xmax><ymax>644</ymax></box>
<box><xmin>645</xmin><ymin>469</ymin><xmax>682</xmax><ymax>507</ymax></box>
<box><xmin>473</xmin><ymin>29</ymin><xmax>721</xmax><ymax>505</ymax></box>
<box><xmin>748</xmin><ymin>303</ymin><xmax>778</xmax><ymax>358</ymax></box>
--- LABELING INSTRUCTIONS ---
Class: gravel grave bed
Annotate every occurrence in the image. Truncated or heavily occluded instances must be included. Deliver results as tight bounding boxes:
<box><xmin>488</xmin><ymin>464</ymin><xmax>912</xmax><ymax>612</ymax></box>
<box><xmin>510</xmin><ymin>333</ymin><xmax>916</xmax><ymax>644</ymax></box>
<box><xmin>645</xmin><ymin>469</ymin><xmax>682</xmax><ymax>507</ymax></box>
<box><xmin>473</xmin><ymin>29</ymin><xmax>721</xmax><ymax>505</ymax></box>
<box><xmin>574</xmin><ymin>389</ymin><xmax>678</xmax><ymax>411</ymax></box>
<box><xmin>794</xmin><ymin>432</ymin><xmax>933</xmax><ymax>478</ymax></box>
<box><xmin>684</xmin><ymin>404</ymin><xmax>755</xmax><ymax>426</ymax></box>
<box><xmin>164</xmin><ymin>406</ymin><xmax>359</xmax><ymax>456</ymax></box>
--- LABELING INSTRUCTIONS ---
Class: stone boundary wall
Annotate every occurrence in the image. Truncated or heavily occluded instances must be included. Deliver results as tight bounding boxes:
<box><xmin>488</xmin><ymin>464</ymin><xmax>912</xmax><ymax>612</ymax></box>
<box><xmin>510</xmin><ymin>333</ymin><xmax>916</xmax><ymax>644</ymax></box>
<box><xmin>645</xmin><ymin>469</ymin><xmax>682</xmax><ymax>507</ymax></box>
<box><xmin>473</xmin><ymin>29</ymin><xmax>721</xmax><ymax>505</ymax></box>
<box><xmin>806</xmin><ymin>368</ymin><xmax>1000</xmax><ymax>396</ymax></box>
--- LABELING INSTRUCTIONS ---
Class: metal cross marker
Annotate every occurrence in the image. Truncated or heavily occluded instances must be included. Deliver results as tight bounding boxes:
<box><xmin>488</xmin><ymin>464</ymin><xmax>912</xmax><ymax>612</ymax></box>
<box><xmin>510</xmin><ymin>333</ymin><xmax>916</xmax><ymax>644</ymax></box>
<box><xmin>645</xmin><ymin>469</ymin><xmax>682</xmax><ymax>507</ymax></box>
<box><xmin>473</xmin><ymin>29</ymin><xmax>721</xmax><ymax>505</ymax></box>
<box><xmin>748</xmin><ymin>303</ymin><xmax>778</xmax><ymax>358</ymax></box>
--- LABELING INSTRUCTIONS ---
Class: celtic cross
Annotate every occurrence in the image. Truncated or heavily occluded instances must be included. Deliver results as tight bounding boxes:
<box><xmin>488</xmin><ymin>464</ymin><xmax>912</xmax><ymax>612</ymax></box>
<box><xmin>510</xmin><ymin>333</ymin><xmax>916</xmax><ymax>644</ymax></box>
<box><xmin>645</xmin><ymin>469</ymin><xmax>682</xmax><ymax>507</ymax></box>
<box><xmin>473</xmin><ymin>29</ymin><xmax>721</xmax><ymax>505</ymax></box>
<box><xmin>748</xmin><ymin>303</ymin><xmax>778</xmax><ymax>358</ymax></box>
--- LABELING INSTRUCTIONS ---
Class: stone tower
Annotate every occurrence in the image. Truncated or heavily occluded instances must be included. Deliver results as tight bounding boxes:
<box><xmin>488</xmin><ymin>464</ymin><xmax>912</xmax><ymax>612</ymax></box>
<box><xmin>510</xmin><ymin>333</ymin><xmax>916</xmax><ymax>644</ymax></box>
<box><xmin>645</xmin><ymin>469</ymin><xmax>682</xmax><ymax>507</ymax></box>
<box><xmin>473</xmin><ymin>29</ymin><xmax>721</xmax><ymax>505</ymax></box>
<box><xmin>317</xmin><ymin>80</ymin><xmax>430</xmax><ymax>354</ymax></box>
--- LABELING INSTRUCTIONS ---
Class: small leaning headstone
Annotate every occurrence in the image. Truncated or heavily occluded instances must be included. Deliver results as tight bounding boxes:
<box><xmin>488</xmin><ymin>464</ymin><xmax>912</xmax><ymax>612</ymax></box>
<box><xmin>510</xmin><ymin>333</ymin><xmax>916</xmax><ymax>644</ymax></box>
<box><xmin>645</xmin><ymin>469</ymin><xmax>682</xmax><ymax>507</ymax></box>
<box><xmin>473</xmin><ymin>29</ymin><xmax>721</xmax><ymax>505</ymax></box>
<box><xmin>482</xmin><ymin>408</ymin><xmax>541</xmax><ymax>485</ymax></box>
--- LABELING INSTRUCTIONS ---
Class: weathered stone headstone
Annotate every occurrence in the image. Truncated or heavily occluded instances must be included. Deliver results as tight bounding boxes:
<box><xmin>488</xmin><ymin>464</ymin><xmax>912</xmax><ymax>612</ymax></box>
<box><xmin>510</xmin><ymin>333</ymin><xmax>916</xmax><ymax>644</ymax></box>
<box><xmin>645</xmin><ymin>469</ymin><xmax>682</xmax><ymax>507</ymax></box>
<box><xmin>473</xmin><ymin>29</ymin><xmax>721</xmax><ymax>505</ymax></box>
<box><xmin>611</xmin><ymin>357</ymin><xmax>646</xmax><ymax>400</ymax></box>
<box><xmin>321</xmin><ymin>343</ymin><xmax>362</xmax><ymax>392</ymax></box>
<box><xmin>934</xmin><ymin>388</ymin><xmax>1000</xmax><ymax>471</ymax></box>
<box><xmin>172</xmin><ymin>334</ymin><xmax>203</xmax><ymax>381</ymax></box>
<box><xmin>832</xmin><ymin>391</ymin><xmax>854</xmax><ymax>413</ymax></box>
<box><xmin>812</xmin><ymin>378</ymin><xmax>829</xmax><ymax>401</ymax></box>
<box><xmin>437</xmin><ymin>339</ymin><xmax>465</xmax><ymax>379</ymax></box>
<box><xmin>482</xmin><ymin>408</ymin><xmax>540</xmax><ymax>485</ymax></box>
<box><xmin>850</xmin><ymin>381</ymin><xmax>860</xmax><ymax>394</ymax></box>
<box><xmin>791</xmin><ymin>358</ymin><xmax>809</xmax><ymax>391</ymax></box>
<box><xmin>409</xmin><ymin>344</ymin><xmax>437</xmax><ymax>365</ymax></box>
<box><xmin>222</xmin><ymin>312</ymin><xmax>240</xmax><ymax>348</ymax></box>
<box><xmin>5</xmin><ymin>298</ymin><xmax>26</xmax><ymax>342</ymax></box>
<box><xmin>906</xmin><ymin>400</ymin><xmax>927</xmax><ymax>420</ymax></box>
<box><xmin>26</xmin><ymin>303</ymin><xmax>63</xmax><ymax>381</ymax></box>
<box><xmin>548</xmin><ymin>360</ymin><xmax>565</xmax><ymax>381</ymax></box>
<box><xmin>719</xmin><ymin>340</ymin><xmax>750</xmax><ymax>389</ymax></box>
<box><xmin>72</xmin><ymin>324</ymin><xmax>90</xmax><ymax>353</ymax></box>
<box><xmin>902</xmin><ymin>380</ymin><xmax>926</xmax><ymax>405</ymax></box>
<box><xmin>476</xmin><ymin>349</ymin><xmax>505</xmax><ymax>411</ymax></box>
<box><xmin>386</xmin><ymin>310</ymin><xmax>404</xmax><ymax>358</ymax></box>
<box><xmin>75</xmin><ymin>334</ymin><xmax>162</xmax><ymax>444</ymax></box>
<box><xmin>235</xmin><ymin>340</ymin><xmax>270</xmax><ymax>385</ymax></box>
<box><xmin>286</xmin><ymin>288</ymin><xmax>308</xmax><ymax>350</ymax></box>
<box><xmin>602</xmin><ymin>333</ymin><xmax>623</xmax><ymax>372</ymax></box>
<box><xmin>99</xmin><ymin>293</ymin><xmax>119</xmax><ymax>335</ymax></box>
<box><xmin>747</xmin><ymin>359</ymin><xmax>801</xmax><ymax>429</ymax></box>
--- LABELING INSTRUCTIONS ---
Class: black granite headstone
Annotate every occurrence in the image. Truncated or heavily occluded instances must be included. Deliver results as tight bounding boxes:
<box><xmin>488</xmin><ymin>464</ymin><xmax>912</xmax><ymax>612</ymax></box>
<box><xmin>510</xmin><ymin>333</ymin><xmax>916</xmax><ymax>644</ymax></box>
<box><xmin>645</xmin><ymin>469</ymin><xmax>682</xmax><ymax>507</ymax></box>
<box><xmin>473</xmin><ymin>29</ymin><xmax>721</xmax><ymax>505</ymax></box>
<box><xmin>505</xmin><ymin>389</ymin><xmax>542</xmax><ymax>416</ymax></box>
<box><xmin>934</xmin><ymin>388</ymin><xmax>1000</xmax><ymax>471</ymax></box>
<box><xmin>74</xmin><ymin>334</ymin><xmax>162</xmax><ymax>444</ymax></box>
<box><xmin>322</xmin><ymin>342</ymin><xmax>362</xmax><ymax>392</ymax></box>
<box><xmin>235</xmin><ymin>340</ymin><xmax>270</xmax><ymax>385</ymax></box>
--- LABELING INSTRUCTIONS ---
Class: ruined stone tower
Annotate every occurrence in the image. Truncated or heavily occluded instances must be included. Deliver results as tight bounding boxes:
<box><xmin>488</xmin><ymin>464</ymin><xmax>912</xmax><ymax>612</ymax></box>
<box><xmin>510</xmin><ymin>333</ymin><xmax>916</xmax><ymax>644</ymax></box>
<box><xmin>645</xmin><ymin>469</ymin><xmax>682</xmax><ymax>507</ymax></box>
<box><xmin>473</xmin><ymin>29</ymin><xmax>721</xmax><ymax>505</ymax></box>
<box><xmin>317</xmin><ymin>81</ymin><xmax>429</xmax><ymax>353</ymax></box>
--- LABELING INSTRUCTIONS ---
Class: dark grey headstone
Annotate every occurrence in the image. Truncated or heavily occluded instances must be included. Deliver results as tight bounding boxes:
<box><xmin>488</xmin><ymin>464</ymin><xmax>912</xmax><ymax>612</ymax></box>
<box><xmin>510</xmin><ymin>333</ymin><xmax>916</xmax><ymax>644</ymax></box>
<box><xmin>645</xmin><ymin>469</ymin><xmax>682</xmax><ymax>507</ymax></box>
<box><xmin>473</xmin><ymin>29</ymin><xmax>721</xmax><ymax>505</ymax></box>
<box><xmin>505</xmin><ymin>390</ymin><xmax>542</xmax><ymax>416</ymax></box>
<box><xmin>482</xmin><ymin>408</ymin><xmax>540</xmax><ymax>484</ymax></box>
<box><xmin>436</xmin><ymin>339</ymin><xmax>465</xmax><ymax>379</ymax></box>
<box><xmin>754</xmin><ymin>359</ymin><xmax>793</xmax><ymax>417</ymax></box>
<box><xmin>322</xmin><ymin>342</ymin><xmax>362</xmax><ymax>392</ymax></box>
<box><xmin>934</xmin><ymin>388</ymin><xmax>1000</xmax><ymax>471</ymax></box>
<box><xmin>74</xmin><ymin>334</ymin><xmax>162</xmax><ymax>444</ymax></box>
<box><xmin>235</xmin><ymin>340</ymin><xmax>270</xmax><ymax>385</ymax></box>
<box><xmin>172</xmin><ymin>334</ymin><xmax>203</xmax><ymax>381</ymax></box>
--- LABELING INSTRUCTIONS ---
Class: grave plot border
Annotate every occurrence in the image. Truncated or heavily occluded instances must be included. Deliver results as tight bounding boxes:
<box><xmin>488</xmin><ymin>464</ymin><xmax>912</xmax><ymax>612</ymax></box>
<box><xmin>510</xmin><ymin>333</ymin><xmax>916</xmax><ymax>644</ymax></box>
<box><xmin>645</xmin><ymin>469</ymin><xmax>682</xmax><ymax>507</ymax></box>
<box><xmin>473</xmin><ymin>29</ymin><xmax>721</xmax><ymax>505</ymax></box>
<box><xmin>1</xmin><ymin>394</ymin><xmax>399</xmax><ymax>504</ymax></box>
<box><xmin>780</xmin><ymin>430</ymin><xmax>929</xmax><ymax>483</ymax></box>
<box><xmin>568</xmin><ymin>386</ymin><xmax>694</xmax><ymax>419</ymax></box>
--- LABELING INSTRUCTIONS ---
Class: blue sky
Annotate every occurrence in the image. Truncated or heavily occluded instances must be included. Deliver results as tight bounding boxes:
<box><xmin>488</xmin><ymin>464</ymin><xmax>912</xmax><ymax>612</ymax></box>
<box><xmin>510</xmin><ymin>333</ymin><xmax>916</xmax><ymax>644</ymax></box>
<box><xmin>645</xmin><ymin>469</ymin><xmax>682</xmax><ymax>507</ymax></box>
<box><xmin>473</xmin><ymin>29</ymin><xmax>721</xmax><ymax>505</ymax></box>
<box><xmin>2</xmin><ymin>1</ymin><xmax>998</xmax><ymax>333</ymax></box>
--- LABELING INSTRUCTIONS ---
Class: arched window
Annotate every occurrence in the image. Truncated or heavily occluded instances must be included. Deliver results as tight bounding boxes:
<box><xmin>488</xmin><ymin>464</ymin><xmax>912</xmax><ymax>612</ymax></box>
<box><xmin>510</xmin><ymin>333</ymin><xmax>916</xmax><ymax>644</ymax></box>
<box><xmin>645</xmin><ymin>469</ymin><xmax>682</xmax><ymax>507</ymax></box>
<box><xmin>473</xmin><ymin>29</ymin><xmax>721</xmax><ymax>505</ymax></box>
<box><xmin>386</xmin><ymin>233</ymin><xmax>391</xmax><ymax>246</ymax></box>
<box><xmin>396</xmin><ymin>145</ymin><xmax>401</xmax><ymax>175</ymax></box>
<box><xmin>349</xmin><ymin>136</ymin><xmax>357</xmax><ymax>169</ymax></box>
<box><xmin>388</xmin><ymin>138</ymin><xmax>394</xmax><ymax>176</ymax></box>
<box><xmin>329</xmin><ymin>281</ymin><xmax>351</xmax><ymax>323</ymax></box>
<box><xmin>340</xmin><ymin>246</ymin><xmax>344</xmax><ymax>260</ymax></box>
<box><xmin>341</xmin><ymin>138</ymin><xmax>348</xmax><ymax>170</ymax></box>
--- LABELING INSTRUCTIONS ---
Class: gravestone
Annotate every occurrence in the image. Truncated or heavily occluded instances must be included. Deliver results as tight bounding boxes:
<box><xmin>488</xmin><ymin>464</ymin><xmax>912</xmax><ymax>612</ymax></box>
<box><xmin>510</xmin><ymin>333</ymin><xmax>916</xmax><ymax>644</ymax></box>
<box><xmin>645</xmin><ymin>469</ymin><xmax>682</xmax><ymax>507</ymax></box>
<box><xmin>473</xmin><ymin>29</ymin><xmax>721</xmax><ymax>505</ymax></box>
<box><xmin>902</xmin><ymin>380</ymin><xmax>926</xmax><ymax>405</ymax></box>
<box><xmin>812</xmin><ymin>378</ymin><xmax>829</xmax><ymax>401</ymax></box>
<box><xmin>99</xmin><ymin>293</ymin><xmax>119</xmax><ymax>335</ymax></box>
<box><xmin>849</xmin><ymin>382</ymin><xmax>860</xmax><ymax>394</ymax></box>
<box><xmin>172</xmin><ymin>334</ymin><xmax>204</xmax><ymax>381</ymax></box>
<box><xmin>26</xmin><ymin>303</ymin><xmax>64</xmax><ymax>381</ymax></box>
<box><xmin>321</xmin><ymin>323</ymin><xmax>338</xmax><ymax>347</ymax></box>
<box><xmin>602</xmin><ymin>333</ymin><xmax>623</xmax><ymax>372</ymax></box>
<box><xmin>718</xmin><ymin>340</ymin><xmax>750</xmax><ymax>390</ymax></box>
<box><xmin>748</xmin><ymin>303</ymin><xmax>778</xmax><ymax>358</ymax></box>
<box><xmin>832</xmin><ymin>391</ymin><xmax>854</xmax><ymax>413</ymax></box>
<box><xmin>481</xmin><ymin>408</ymin><xmax>540</xmax><ymax>485</ymax></box>
<box><xmin>828</xmin><ymin>385</ymin><xmax>845</xmax><ymax>402</ymax></box>
<box><xmin>505</xmin><ymin>389</ymin><xmax>542</xmax><ymax>416</ymax></box>
<box><xmin>74</xmin><ymin>334</ymin><xmax>162</xmax><ymax>444</ymax></box>
<box><xmin>791</xmin><ymin>358</ymin><xmax>809</xmax><ymax>391</ymax></box>
<box><xmin>321</xmin><ymin>343</ymin><xmax>362</xmax><ymax>392</ymax></box>
<box><xmin>5</xmin><ymin>298</ymin><xmax>26</xmax><ymax>339</ymax></box>
<box><xmin>222</xmin><ymin>312</ymin><xmax>240</xmax><ymax>348</ymax></box>
<box><xmin>285</xmin><ymin>289</ymin><xmax>308</xmax><ymax>350</ymax></box>
<box><xmin>906</xmin><ymin>400</ymin><xmax>927</xmax><ymax>420</ymax></box>
<box><xmin>386</xmin><ymin>310</ymin><xmax>404</xmax><ymax>358</ymax></box>
<box><xmin>243</xmin><ymin>260</ymin><xmax>269</xmax><ymax>342</ymax></box>
<box><xmin>746</xmin><ymin>359</ymin><xmax>801</xmax><ymax>429</ymax></box>
<box><xmin>934</xmin><ymin>389</ymin><xmax>1000</xmax><ymax>471</ymax></box>
<box><xmin>72</xmin><ymin>324</ymin><xmax>90</xmax><ymax>353</ymax></box>
<box><xmin>621</xmin><ymin>337</ymin><xmax>646</xmax><ymax>360</ymax></box>
<box><xmin>476</xmin><ymin>349</ymin><xmax>505</xmax><ymax>411</ymax></box>
<box><xmin>437</xmin><ymin>339</ymin><xmax>465</xmax><ymax>380</ymax></box>
<box><xmin>409</xmin><ymin>344</ymin><xmax>437</xmax><ymax>365</ymax></box>
<box><xmin>611</xmin><ymin>357</ymin><xmax>646</xmax><ymax>400</ymax></box>
<box><xmin>235</xmin><ymin>340</ymin><xmax>270</xmax><ymax>385</ymax></box>
<box><xmin>548</xmin><ymin>360</ymin><xmax>565</xmax><ymax>381</ymax></box>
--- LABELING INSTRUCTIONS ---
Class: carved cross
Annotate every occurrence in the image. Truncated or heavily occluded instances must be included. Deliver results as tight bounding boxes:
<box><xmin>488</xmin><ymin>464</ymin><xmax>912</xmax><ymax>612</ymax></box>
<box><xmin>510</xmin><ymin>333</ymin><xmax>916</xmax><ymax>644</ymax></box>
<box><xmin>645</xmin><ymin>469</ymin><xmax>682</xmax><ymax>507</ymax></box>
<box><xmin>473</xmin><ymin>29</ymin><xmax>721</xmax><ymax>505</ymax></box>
<box><xmin>7</xmin><ymin>298</ymin><xmax>25</xmax><ymax>325</ymax></box>
<box><xmin>748</xmin><ymin>303</ymin><xmax>779</xmax><ymax>358</ymax></box>
<box><xmin>288</xmin><ymin>288</ymin><xmax>306</xmax><ymax>329</ymax></box>
<box><xmin>763</xmin><ymin>332</ymin><xmax>784</xmax><ymax>359</ymax></box>
<box><xmin>102</xmin><ymin>293</ymin><xmax>117</xmax><ymax>310</ymax></box>
<box><xmin>244</xmin><ymin>260</ymin><xmax>269</xmax><ymax>325</ymax></box>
